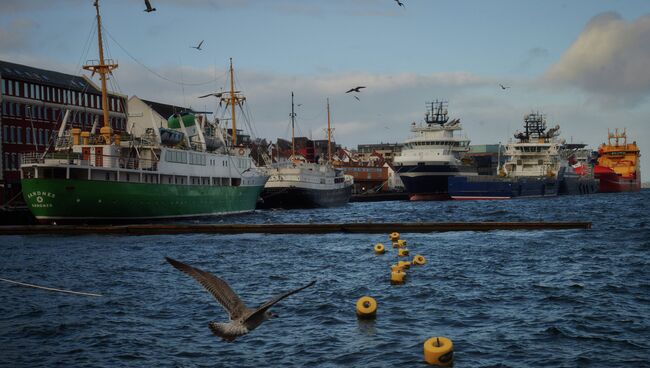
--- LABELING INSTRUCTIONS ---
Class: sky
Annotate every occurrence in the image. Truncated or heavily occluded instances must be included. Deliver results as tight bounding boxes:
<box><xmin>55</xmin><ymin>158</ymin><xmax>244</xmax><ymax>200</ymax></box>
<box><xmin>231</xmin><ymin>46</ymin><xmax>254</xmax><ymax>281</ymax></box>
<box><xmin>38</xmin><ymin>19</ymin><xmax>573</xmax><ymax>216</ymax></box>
<box><xmin>1</xmin><ymin>0</ymin><xmax>650</xmax><ymax>177</ymax></box>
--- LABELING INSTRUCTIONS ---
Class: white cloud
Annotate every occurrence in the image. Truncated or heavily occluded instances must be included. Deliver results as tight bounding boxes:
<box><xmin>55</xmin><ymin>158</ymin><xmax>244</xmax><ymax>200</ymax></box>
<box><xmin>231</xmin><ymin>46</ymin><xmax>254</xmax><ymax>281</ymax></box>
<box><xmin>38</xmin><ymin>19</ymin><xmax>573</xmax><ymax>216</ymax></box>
<box><xmin>545</xmin><ymin>12</ymin><xmax>650</xmax><ymax>107</ymax></box>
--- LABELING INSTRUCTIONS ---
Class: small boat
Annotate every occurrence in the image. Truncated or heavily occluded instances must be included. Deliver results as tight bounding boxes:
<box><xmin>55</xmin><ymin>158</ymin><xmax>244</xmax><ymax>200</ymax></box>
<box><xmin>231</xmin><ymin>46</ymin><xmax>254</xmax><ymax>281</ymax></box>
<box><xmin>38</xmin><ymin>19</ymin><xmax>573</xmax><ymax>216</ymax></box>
<box><xmin>259</xmin><ymin>95</ymin><xmax>353</xmax><ymax>209</ymax></box>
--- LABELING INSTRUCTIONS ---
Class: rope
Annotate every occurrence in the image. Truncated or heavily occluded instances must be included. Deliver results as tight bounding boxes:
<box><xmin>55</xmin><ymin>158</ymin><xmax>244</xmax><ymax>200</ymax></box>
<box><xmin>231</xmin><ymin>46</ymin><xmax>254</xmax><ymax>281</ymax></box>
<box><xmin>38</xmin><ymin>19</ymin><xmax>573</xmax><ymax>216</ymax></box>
<box><xmin>0</xmin><ymin>277</ymin><xmax>103</xmax><ymax>297</ymax></box>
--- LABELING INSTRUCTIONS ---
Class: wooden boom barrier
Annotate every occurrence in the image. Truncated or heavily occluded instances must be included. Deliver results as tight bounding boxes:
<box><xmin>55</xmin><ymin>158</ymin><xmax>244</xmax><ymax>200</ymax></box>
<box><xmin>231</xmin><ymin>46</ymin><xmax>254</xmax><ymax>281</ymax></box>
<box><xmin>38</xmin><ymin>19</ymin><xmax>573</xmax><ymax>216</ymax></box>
<box><xmin>0</xmin><ymin>222</ymin><xmax>591</xmax><ymax>235</ymax></box>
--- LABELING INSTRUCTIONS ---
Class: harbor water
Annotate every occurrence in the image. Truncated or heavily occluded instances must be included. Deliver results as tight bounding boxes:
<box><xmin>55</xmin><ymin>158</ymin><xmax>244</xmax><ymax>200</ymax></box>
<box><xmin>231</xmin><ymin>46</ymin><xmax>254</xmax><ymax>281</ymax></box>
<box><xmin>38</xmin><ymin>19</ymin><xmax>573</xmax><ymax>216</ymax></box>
<box><xmin>1</xmin><ymin>191</ymin><xmax>649</xmax><ymax>367</ymax></box>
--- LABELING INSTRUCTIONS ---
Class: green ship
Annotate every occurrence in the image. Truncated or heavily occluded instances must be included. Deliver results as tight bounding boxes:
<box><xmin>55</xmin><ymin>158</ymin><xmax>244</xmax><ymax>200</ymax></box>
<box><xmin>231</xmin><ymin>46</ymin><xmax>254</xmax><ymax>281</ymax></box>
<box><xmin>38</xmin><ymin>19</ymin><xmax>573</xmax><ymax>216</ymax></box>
<box><xmin>20</xmin><ymin>1</ymin><xmax>267</xmax><ymax>223</ymax></box>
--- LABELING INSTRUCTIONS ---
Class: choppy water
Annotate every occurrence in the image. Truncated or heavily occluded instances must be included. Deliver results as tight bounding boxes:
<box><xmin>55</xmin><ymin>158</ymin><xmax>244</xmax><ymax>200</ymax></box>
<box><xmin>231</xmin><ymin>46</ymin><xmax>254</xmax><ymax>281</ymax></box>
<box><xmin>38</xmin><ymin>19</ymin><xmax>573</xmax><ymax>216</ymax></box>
<box><xmin>1</xmin><ymin>191</ymin><xmax>649</xmax><ymax>367</ymax></box>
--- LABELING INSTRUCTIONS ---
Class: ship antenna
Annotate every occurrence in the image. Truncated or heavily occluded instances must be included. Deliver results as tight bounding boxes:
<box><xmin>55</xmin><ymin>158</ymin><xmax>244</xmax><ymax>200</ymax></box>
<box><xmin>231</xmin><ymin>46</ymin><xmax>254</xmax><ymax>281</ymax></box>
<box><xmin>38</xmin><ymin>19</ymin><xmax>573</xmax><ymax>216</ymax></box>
<box><xmin>83</xmin><ymin>0</ymin><xmax>118</xmax><ymax>144</ymax></box>
<box><xmin>229</xmin><ymin>58</ymin><xmax>237</xmax><ymax>147</ymax></box>
<box><xmin>327</xmin><ymin>98</ymin><xmax>332</xmax><ymax>163</ymax></box>
<box><xmin>291</xmin><ymin>92</ymin><xmax>296</xmax><ymax>157</ymax></box>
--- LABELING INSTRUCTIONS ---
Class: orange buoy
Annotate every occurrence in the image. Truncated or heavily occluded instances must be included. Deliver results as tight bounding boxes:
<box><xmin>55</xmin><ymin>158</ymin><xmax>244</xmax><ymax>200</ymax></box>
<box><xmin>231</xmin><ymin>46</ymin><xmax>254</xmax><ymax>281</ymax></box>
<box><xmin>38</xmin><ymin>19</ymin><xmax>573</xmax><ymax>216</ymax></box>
<box><xmin>374</xmin><ymin>243</ymin><xmax>385</xmax><ymax>254</ymax></box>
<box><xmin>390</xmin><ymin>269</ymin><xmax>406</xmax><ymax>284</ymax></box>
<box><xmin>398</xmin><ymin>248</ymin><xmax>410</xmax><ymax>257</ymax></box>
<box><xmin>356</xmin><ymin>296</ymin><xmax>377</xmax><ymax>319</ymax></box>
<box><xmin>398</xmin><ymin>260</ymin><xmax>411</xmax><ymax>269</ymax></box>
<box><xmin>412</xmin><ymin>255</ymin><xmax>426</xmax><ymax>265</ymax></box>
<box><xmin>423</xmin><ymin>337</ymin><xmax>453</xmax><ymax>366</ymax></box>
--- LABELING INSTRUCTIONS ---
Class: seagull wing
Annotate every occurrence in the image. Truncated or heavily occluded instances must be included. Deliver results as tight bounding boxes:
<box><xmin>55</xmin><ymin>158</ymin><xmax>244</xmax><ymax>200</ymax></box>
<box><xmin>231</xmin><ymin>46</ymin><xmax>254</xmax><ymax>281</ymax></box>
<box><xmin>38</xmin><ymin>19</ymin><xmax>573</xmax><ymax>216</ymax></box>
<box><xmin>166</xmin><ymin>257</ymin><xmax>248</xmax><ymax>320</ymax></box>
<box><xmin>198</xmin><ymin>40</ymin><xmax>204</xmax><ymax>48</ymax></box>
<box><xmin>244</xmin><ymin>280</ymin><xmax>316</xmax><ymax>322</ymax></box>
<box><xmin>199</xmin><ymin>93</ymin><xmax>221</xmax><ymax>98</ymax></box>
<box><xmin>144</xmin><ymin>0</ymin><xmax>153</xmax><ymax>10</ymax></box>
<box><xmin>356</xmin><ymin>86</ymin><xmax>366</xmax><ymax>92</ymax></box>
<box><xmin>345</xmin><ymin>88</ymin><xmax>355</xmax><ymax>93</ymax></box>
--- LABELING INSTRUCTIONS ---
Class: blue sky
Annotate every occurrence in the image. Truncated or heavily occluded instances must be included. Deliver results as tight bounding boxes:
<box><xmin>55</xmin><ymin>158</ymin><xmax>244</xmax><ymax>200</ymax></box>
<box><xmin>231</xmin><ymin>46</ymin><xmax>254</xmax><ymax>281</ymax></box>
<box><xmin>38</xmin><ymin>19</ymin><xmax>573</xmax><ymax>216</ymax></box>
<box><xmin>2</xmin><ymin>0</ymin><xmax>650</xmax><ymax>177</ymax></box>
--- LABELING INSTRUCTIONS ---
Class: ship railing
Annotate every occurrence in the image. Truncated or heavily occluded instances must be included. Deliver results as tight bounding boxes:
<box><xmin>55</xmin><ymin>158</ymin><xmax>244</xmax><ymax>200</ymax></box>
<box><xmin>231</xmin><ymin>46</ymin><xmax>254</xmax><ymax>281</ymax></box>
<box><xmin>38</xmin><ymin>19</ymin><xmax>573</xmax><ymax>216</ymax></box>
<box><xmin>22</xmin><ymin>152</ymin><xmax>159</xmax><ymax>171</ymax></box>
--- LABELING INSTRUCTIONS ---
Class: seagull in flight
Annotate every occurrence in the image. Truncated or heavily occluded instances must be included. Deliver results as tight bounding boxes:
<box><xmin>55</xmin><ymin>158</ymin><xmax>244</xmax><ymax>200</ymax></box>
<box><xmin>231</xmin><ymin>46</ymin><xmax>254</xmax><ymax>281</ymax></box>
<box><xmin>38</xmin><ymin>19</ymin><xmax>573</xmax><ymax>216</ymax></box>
<box><xmin>198</xmin><ymin>92</ymin><xmax>224</xmax><ymax>98</ymax></box>
<box><xmin>143</xmin><ymin>0</ymin><xmax>156</xmax><ymax>12</ymax></box>
<box><xmin>499</xmin><ymin>84</ymin><xmax>511</xmax><ymax>90</ymax></box>
<box><xmin>191</xmin><ymin>40</ymin><xmax>204</xmax><ymax>50</ymax></box>
<box><xmin>345</xmin><ymin>86</ymin><xmax>366</xmax><ymax>93</ymax></box>
<box><xmin>395</xmin><ymin>0</ymin><xmax>405</xmax><ymax>7</ymax></box>
<box><xmin>165</xmin><ymin>257</ymin><xmax>316</xmax><ymax>342</ymax></box>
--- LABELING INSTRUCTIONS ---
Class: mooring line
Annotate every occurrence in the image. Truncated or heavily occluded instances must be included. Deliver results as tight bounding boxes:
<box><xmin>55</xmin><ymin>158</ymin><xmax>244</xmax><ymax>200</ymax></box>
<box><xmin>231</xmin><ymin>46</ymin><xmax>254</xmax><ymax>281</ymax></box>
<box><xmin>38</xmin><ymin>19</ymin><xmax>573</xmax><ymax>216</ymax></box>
<box><xmin>0</xmin><ymin>277</ymin><xmax>103</xmax><ymax>297</ymax></box>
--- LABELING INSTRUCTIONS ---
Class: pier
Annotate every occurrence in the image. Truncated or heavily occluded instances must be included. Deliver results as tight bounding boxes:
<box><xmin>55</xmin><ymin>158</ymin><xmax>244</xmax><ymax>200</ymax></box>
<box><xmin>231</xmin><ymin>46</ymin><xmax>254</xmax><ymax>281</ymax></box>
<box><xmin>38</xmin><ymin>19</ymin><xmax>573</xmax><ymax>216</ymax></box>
<box><xmin>0</xmin><ymin>221</ymin><xmax>591</xmax><ymax>235</ymax></box>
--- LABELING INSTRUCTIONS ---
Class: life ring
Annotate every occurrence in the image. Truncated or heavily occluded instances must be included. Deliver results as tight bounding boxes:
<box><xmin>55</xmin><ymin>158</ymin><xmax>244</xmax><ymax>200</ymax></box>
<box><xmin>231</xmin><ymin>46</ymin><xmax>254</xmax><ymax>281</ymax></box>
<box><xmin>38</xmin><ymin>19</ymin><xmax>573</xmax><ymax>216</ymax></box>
<box><xmin>356</xmin><ymin>296</ymin><xmax>377</xmax><ymax>319</ymax></box>
<box><xmin>238</xmin><ymin>148</ymin><xmax>245</xmax><ymax>155</ymax></box>
<box><xmin>423</xmin><ymin>337</ymin><xmax>453</xmax><ymax>366</ymax></box>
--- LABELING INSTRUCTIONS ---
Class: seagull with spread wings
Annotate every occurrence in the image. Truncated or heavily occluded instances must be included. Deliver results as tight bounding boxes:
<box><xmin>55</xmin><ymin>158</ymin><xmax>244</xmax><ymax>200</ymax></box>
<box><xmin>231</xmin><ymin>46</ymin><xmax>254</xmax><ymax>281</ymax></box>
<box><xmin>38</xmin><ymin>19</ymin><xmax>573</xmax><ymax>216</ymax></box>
<box><xmin>191</xmin><ymin>40</ymin><xmax>204</xmax><ymax>50</ymax></box>
<box><xmin>345</xmin><ymin>86</ymin><xmax>366</xmax><ymax>93</ymax></box>
<box><xmin>165</xmin><ymin>257</ymin><xmax>316</xmax><ymax>342</ymax></box>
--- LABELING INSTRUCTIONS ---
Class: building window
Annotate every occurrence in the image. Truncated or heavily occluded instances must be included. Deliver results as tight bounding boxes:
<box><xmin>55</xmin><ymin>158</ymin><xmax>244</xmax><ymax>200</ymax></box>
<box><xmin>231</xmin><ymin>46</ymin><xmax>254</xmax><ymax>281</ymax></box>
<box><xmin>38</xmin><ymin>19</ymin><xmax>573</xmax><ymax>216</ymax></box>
<box><xmin>11</xmin><ymin>153</ymin><xmax>16</xmax><ymax>170</ymax></box>
<box><xmin>17</xmin><ymin>127</ymin><xmax>22</xmax><ymax>144</ymax></box>
<box><xmin>26</xmin><ymin>128</ymin><xmax>31</xmax><ymax>144</ymax></box>
<box><xmin>30</xmin><ymin>83</ymin><xmax>35</xmax><ymax>99</ymax></box>
<box><xmin>10</xmin><ymin>126</ymin><xmax>15</xmax><ymax>143</ymax></box>
<box><xmin>1</xmin><ymin>79</ymin><xmax>5</xmax><ymax>94</ymax></box>
<box><xmin>2</xmin><ymin>126</ymin><xmax>7</xmax><ymax>143</ymax></box>
<box><xmin>14</xmin><ymin>81</ymin><xmax>19</xmax><ymax>96</ymax></box>
<box><xmin>4</xmin><ymin>153</ymin><xmax>9</xmax><ymax>170</ymax></box>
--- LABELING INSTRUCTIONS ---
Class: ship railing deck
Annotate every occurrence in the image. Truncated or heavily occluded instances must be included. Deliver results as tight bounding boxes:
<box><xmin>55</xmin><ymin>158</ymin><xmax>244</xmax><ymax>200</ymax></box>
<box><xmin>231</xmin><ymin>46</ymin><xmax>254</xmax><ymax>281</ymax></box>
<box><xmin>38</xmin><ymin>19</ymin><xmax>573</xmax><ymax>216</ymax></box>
<box><xmin>22</xmin><ymin>152</ymin><xmax>158</xmax><ymax>171</ymax></box>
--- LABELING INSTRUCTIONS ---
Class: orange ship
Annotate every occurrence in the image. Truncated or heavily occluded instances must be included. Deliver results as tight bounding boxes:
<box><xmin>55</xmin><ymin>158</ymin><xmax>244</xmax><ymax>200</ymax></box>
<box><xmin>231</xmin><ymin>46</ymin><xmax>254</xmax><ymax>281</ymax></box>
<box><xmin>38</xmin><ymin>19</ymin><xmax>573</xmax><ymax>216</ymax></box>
<box><xmin>593</xmin><ymin>129</ymin><xmax>641</xmax><ymax>193</ymax></box>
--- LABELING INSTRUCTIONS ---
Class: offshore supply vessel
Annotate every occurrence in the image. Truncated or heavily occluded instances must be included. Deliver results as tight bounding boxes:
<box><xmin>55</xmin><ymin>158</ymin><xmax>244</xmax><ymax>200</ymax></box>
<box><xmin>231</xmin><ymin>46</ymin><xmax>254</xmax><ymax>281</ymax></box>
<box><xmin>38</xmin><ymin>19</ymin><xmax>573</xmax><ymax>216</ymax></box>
<box><xmin>593</xmin><ymin>129</ymin><xmax>641</xmax><ymax>193</ymax></box>
<box><xmin>394</xmin><ymin>100</ymin><xmax>476</xmax><ymax>200</ymax></box>
<box><xmin>20</xmin><ymin>1</ymin><xmax>267</xmax><ymax>223</ymax></box>
<box><xmin>448</xmin><ymin>112</ymin><xmax>562</xmax><ymax>199</ymax></box>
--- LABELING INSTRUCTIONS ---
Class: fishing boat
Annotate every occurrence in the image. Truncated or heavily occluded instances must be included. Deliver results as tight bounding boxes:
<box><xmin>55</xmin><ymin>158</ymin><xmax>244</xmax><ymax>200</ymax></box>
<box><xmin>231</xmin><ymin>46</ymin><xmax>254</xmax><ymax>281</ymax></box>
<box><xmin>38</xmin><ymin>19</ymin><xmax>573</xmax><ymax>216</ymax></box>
<box><xmin>448</xmin><ymin>112</ymin><xmax>562</xmax><ymax>199</ymax></box>
<box><xmin>20</xmin><ymin>1</ymin><xmax>267</xmax><ymax>223</ymax></box>
<box><xmin>259</xmin><ymin>95</ymin><xmax>353</xmax><ymax>209</ymax></box>
<box><xmin>557</xmin><ymin>143</ymin><xmax>599</xmax><ymax>195</ymax></box>
<box><xmin>593</xmin><ymin>129</ymin><xmax>641</xmax><ymax>193</ymax></box>
<box><xmin>394</xmin><ymin>100</ymin><xmax>476</xmax><ymax>200</ymax></box>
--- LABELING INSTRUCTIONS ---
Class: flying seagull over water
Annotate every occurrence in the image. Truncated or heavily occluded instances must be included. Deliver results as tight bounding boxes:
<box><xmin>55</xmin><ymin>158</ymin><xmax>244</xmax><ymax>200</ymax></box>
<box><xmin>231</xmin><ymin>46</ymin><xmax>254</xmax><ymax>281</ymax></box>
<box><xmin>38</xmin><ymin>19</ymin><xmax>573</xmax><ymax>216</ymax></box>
<box><xmin>499</xmin><ymin>84</ymin><xmax>510</xmax><ymax>90</ymax></box>
<box><xmin>345</xmin><ymin>86</ymin><xmax>366</xmax><ymax>93</ymax></box>
<box><xmin>191</xmin><ymin>40</ymin><xmax>204</xmax><ymax>50</ymax></box>
<box><xmin>143</xmin><ymin>0</ymin><xmax>156</xmax><ymax>12</ymax></box>
<box><xmin>165</xmin><ymin>257</ymin><xmax>316</xmax><ymax>342</ymax></box>
<box><xmin>395</xmin><ymin>0</ymin><xmax>405</xmax><ymax>7</ymax></box>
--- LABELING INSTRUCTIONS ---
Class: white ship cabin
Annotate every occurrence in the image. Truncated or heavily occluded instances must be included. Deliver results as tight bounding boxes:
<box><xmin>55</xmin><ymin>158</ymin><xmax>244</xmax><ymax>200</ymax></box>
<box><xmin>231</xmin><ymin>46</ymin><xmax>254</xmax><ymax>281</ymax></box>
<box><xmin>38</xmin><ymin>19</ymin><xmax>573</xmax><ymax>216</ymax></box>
<box><xmin>397</xmin><ymin>120</ymin><xmax>470</xmax><ymax>164</ymax></box>
<box><xmin>503</xmin><ymin>116</ymin><xmax>564</xmax><ymax>177</ymax></box>
<box><xmin>21</xmin><ymin>96</ymin><xmax>262</xmax><ymax>188</ymax></box>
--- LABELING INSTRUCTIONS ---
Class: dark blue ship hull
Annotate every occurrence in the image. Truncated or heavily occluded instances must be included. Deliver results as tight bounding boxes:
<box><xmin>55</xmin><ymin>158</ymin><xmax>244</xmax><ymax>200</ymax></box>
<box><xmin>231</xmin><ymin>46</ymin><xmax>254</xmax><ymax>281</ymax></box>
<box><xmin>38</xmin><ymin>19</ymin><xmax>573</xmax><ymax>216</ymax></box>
<box><xmin>558</xmin><ymin>174</ymin><xmax>599</xmax><ymax>195</ymax></box>
<box><xmin>448</xmin><ymin>176</ymin><xmax>559</xmax><ymax>200</ymax></box>
<box><xmin>396</xmin><ymin>163</ymin><xmax>476</xmax><ymax>200</ymax></box>
<box><xmin>258</xmin><ymin>186</ymin><xmax>353</xmax><ymax>209</ymax></box>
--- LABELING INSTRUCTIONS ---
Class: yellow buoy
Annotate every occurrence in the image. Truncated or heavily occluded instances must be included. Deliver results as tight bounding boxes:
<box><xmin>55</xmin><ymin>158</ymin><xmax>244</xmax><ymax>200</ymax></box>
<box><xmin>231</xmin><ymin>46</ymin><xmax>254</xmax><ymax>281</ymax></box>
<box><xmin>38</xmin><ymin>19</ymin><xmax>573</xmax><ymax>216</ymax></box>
<box><xmin>390</xmin><ymin>263</ymin><xmax>405</xmax><ymax>272</ymax></box>
<box><xmin>356</xmin><ymin>296</ymin><xmax>377</xmax><ymax>319</ymax></box>
<box><xmin>423</xmin><ymin>337</ymin><xmax>453</xmax><ymax>366</ymax></box>
<box><xmin>390</xmin><ymin>270</ymin><xmax>406</xmax><ymax>284</ymax></box>
<box><xmin>398</xmin><ymin>248</ymin><xmax>410</xmax><ymax>257</ymax></box>
<box><xmin>389</xmin><ymin>232</ymin><xmax>400</xmax><ymax>241</ymax></box>
<box><xmin>413</xmin><ymin>255</ymin><xmax>426</xmax><ymax>265</ymax></box>
<box><xmin>374</xmin><ymin>243</ymin><xmax>385</xmax><ymax>254</ymax></box>
<box><xmin>398</xmin><ymin>260</ymin><xmax>411</xmax><ymax>269</ymax></box>
<box><xmin>397</xmin><ymin>239</ymin><xmax>407</xmax><ymax>248</ymax></box>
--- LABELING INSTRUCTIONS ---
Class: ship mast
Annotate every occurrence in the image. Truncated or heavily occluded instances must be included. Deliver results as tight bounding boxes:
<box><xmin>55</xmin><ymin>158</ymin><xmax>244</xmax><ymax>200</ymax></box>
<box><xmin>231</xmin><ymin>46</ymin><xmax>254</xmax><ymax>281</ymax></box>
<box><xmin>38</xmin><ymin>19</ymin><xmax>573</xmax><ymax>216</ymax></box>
<box><xmin>220</xmin><ymin>58</ymin><xmax>246</xmax><ymax>149</ymax></box>
<box><xmin>291</xmin><ymin>92</ymin><xmax>296</xmax><ymax>157</ymax></box>
<box><xmin>327</xmin><ymin>98</ymin><xmax>332</xmax><ymax>163</ymax></box>
<box><xmin>83</xmin><ymin>0</ymin><xmax>118</xmax><ymax>144</ymax></box>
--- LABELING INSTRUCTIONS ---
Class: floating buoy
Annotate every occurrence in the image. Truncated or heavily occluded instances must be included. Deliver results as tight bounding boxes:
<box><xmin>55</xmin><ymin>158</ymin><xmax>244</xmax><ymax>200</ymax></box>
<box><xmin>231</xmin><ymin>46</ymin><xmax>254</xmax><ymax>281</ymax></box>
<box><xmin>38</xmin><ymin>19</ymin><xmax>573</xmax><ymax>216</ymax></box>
<box><xmin>398</xmin><ymin>248</ymin><xmax>410</xmax><ymax>257</ymax></box>
<box><xmin>390</xmin><ymin>270</ymin><xmax>406</xmax><ymax>284</ymax></box>
<box><xmin>398</xmin><ymin>260</ymin><xmax>411</xmax><ymax>269</ymax></box>
<box><xmin>389</xmin><ymin>232</ymin><xmax>400</xmax><ymax>241</ymax></box>
<box><xmin>412</xmin><ymin>255</ymin><xmax>426</xmax><ymax>265</ymax></box>
<box><xmin>390</xmin><ymin>263</ymin><xmax>405</xmax><ymax>272</ymax></box>
<box><xmin>397</xmin><ymin>239</ymin><xmax>407</xmax><ymax>248</ymax></box>
<box><xmin>356</xmin><ymin>296</ymin><xmax>377</xmax><ymax>319</ymax></box>
<box><xmin>423</xmin><ymin>337</ymin><xmax>453</xmax><ymax>366</ymax></box>
<box><xmin>374</xmin><ymin>243</ymin><xmax>385</xmax><ymax>254</ymax></box>
<box><xmin>392</xmin><ymin>241</ymin><xmax>400</xmax><ymax>248</ymax></box>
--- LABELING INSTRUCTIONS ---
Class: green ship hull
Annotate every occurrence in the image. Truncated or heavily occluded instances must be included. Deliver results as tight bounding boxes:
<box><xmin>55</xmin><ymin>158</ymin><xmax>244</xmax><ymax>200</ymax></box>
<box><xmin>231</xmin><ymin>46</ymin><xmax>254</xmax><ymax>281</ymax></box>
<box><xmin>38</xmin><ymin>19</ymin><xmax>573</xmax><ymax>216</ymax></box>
<box><xmin>22</xmin><ymin>178</ymin><xmax>263</xmax><ymax>222</ymax></box>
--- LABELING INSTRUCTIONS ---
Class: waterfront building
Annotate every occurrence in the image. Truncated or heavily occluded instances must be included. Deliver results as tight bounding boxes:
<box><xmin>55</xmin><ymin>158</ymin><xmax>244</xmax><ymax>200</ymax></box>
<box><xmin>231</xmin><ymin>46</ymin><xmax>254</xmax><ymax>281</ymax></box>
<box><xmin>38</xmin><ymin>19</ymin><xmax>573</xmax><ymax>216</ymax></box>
<box><xmin>0</xmin><ymin>60</ymin><xmax>127</xmax><ymax>205</ymax></box>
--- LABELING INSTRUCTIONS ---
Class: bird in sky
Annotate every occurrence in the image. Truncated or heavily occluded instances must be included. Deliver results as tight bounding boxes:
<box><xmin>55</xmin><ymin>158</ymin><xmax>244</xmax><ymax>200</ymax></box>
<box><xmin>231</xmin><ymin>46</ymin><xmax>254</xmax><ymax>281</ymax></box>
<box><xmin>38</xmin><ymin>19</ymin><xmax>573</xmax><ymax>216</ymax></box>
<box><xmin>191</xmin><ymin>40</ymin><xmax>204</xmax><ymax>50</ymax></box>
<box><xmin>345</xmin><ymin>86</ymin><xmax>366</xmax><ymax>93</ymax></box>
<box><xmin>499</xmin><ymin>84</ymin><xmax>511</xmax><ymax>90</ymax></box>
<box><xmin>198</xmin><ymin>92</ymin><xmax>224</xmax><ymax>98</ymax></box>
<box><xmin>395</xmin><ymin>0</ymin><xmax>405</xmax><ymax>8</ymax></box>
<box><xmin>143</xmin><ymin>0</ymin><xmax>156</xmax><ymax>12</ymax></box>
<box><xmin>165</xmin><ymin>257</ymin><xmax>316</xmax><ymax>342</ymax></box>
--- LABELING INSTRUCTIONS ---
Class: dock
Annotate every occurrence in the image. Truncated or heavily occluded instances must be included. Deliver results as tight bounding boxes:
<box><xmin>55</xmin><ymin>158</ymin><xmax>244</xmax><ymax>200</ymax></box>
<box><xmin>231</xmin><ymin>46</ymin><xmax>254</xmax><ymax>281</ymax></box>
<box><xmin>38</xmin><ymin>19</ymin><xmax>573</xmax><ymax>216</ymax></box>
<box><xmin>0</xmin><ymin>221</ymin><xmax>591</xmax><ymax>235</ymax></box>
